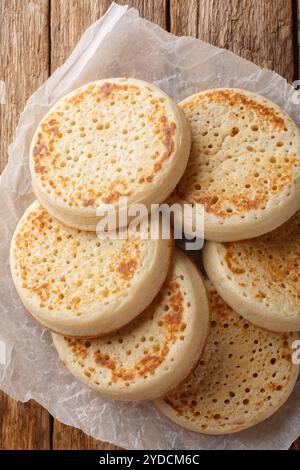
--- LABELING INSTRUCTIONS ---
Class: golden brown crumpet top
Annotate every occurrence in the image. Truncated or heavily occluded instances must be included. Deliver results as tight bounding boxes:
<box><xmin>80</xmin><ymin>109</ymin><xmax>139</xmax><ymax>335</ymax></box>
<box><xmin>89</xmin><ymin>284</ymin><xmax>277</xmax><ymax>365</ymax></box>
<box><xmin>203</xmin><ymin>209</ymin><xmax>300</xmax><ymax>332</ymax></box>
<box><xmin>155</xmin><ymin>283</ymin><xmax>299</xmax><ymax>434</ymax></box>
<box><xmin>10</xmin><ymin>201</ymin><xmax>172</xmax><ymax>337</ymax></box>
<box><xmin>30</xmin><ymin>78</ymin><xmax>191</xmax><ymax>230</ymax></box>
<box><xmin>52</xmin><ymin>249</ymin><xmax>210</xmax><ymax>401</ymax></box>
<box><xmin>171</xmin><ymin>88</ymin><xmax>300</xmax><ymax>241</ymax></box>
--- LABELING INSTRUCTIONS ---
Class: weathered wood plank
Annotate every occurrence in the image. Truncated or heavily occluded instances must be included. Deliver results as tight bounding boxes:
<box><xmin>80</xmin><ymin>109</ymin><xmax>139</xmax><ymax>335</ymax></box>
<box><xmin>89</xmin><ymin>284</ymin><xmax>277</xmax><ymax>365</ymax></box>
<box><xmin>0</xmin><ymin>0</ymin><xmax>50</xmax><ymax>171</ymax></box>
<box><xmin>50</xmin><ymin>0</ymin><xmax>166</xmax><ymax>71</ymax></box>
<box><xmin>53</xmin><ymin>421</ymin><xmax>121</xmax><ymax>450</ymax></box>
<box><xmin>170</xmin><ymin>0</ymin><xmax>294</xmax><ymax>82</ymax></box>
<box><xmin>50</xmin><ymin>0</ymin><xmax>166</xmax><ymax>449</ymax></box>
<box><xmin>0</xmin><ymin>0</ymin><xmax>51</xmax><ymax>450</ymax></box>
<box><xmin>0</xmin><ymin>396</ymin><xmax>51</xmax><ymax>450</ymax></box>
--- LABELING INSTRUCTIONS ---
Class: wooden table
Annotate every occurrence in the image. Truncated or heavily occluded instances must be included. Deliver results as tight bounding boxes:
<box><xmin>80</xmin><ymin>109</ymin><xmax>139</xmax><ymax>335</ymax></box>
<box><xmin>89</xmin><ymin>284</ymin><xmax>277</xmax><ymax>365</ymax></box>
<box><xmin>0</xmin><ymin>0</ymin><xmax>299</xmax><ymax>450</ymax></box>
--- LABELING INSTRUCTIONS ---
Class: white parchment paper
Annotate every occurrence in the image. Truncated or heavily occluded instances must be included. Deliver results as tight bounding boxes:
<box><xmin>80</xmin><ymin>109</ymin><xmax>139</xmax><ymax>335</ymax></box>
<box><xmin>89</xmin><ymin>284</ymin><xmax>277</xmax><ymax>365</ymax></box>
<box><xmin>0</xmin><ymin>2</ymin><xmax>299</xmax><ymax>450</ymax></box>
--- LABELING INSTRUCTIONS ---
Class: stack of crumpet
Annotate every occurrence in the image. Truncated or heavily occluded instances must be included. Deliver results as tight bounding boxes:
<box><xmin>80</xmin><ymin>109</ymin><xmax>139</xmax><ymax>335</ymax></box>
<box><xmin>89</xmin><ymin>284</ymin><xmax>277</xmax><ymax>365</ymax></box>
<box><xmin>10</xmin><ymin>80</ymin><xmax>299</xmax><ymax>434</ymax></box>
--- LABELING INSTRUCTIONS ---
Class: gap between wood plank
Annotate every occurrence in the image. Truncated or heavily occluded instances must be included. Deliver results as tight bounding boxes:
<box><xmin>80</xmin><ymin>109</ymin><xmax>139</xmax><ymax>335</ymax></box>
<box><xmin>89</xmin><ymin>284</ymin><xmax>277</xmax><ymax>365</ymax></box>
<box><xmin>166</xmin><ymin>0</ymin><xmax>171</xmax><ymax>32</ymax></box>
<box><xmin>292</xmin><ymin>0</ymin><xmax>299</xmax><ymax>79</ymax></box>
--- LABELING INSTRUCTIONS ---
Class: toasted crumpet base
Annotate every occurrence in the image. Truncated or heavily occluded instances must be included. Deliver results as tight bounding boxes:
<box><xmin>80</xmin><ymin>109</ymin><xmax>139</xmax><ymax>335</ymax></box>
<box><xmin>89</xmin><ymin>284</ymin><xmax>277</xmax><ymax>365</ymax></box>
<box><xmin>30</xmin><ymin>78</ymin><xmax>191</xmax><ymax>231</ymax></box>
<box><xmin>169</xmin><ymin>88</ymin><xmax>300</xmax><ymax>242</ymax></box>
<box><xmin>10</xmin><ymin>201</ymin><xmax>172</xmax><ymax>337</ymax></box>
<box><xmin>155</xmin><ymin>282</ymin><xmax>299</xmax><ymax>435</ymax></box>
<box><xmin>203</xmin><ymin>210</ymin><xmax>300</xmax><ymax>332</ymax></box>
<box><xmin>52</xmin><ymin>249</ymin><xmax>210</xmax><ymax>401</ymax></box>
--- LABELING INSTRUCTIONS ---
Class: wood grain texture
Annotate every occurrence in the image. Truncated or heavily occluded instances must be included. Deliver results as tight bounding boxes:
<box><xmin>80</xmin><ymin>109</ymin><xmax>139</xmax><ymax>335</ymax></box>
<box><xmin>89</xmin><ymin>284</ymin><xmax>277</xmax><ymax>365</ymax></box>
<box><xmin>291</xmin><ymin>438</ymin><xmax>300</xmax><ymax>450</ymax></box>
<box><xmin>53</xmin><ymin>421</ymin><xmax>121</xmax><ymax>450</ymax></box>
<box><xmin>0</xmin><ymin>0</ymin><xmax>51</xmax><ymax>450</ymax></box>
<box><xmin>0</xmin><ymin>396</ymin><xmax>51</xmax><ymax>450</ymax></box>
<box><xmin>50</xmin><ymin>0</ymin><xmax>165</xmax><ymax>450</ymax></box>
<box><xmin>0</xmin><ymin>0</ymin><xmax>50</xmax><ymax>171</ymax></box>
<box><xmin>170</xmin><ymin>0</ymin><xmax>294</xmax><ymax>82</ymax></box>
<box><xmin>50</xmin><ymin>0</ymin><xmax>166</xmax><ymax>71</ymax></box>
